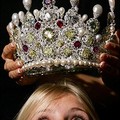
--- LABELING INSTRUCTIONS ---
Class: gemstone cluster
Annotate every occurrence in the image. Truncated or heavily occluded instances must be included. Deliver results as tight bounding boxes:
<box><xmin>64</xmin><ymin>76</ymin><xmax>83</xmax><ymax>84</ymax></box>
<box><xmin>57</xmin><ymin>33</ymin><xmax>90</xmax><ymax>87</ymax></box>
<box><xmin>7</xmin><ymin>0</ymin><xmax>116</xmax><ymax>75</ymax></box>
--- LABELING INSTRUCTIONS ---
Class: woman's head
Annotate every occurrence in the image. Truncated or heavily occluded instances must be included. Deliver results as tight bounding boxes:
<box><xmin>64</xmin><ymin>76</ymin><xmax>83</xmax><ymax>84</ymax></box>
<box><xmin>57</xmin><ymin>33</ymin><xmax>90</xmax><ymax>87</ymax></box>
<box><xmin>16</xmin><ymin>79</ymin><xmax>98</xmax><ymax>120</ymax></box>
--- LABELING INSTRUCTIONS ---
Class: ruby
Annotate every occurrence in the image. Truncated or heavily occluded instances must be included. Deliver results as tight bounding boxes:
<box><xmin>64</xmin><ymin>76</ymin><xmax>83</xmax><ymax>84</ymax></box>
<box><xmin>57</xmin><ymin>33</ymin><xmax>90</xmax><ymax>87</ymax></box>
<box><xmin>93</xmin><ymin>46</ymin><xmax>99</xmax><ymax>53</ymax></box>
<box><xmin>74</xmin><ymin>41</ymin><xmax>81</xmax><ymax>48</ymax></box>
<box><xmin>44</xmin><ymin>0</ymin><xmax>52</xmax><ymax>5</ymax></box>
<box><xmin>57</xmin><ymin>20</ymin><xmax>63</xmax><ymax>28</ymax></box>
<box><xmin>35</xmin><ymin>22</ymin><xmax>41</xmax><ymax>30</ymax></box>
<box><xmin>23</xmin><ymin>45</ymin><xmax>28</xmax><ymax>52</ymax></box>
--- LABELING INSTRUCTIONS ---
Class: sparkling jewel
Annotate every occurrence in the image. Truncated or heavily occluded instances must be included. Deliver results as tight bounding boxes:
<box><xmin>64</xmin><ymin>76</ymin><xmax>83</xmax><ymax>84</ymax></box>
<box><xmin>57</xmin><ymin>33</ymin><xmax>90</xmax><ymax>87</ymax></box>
<box><xmin>44</xmin><ymin>0</ymin><xmax>52</xmax><ymax>5</ymax></box>
<box><xmin>44</xmin><ymin>47</ymin><xmax>53</xmax><ymax>56</ymax></box>
<box><xmin>35</xmin><ymin>22</ymin><xmax>41</xmax><ymax>30</ymax></box>
<box><xmin>23</xmin><ymin>45</ymin><xmax>28</xmax><ymax>52</ymax></box>
<box><xmin>93</xmin><ymin>46</ymin><xmax>99</xmax><ymax>53</ymax></box>
<box><xmin>45</xmin><ymin>13</ymin><xmax>51</xmax><ymax>21</ymax></box>
<box><xmin>43</xmin><ymin>28</ymin><xmax>54</xmax><ymax>40</ymax></box>
<box><xmin>57</xmin><ymin>20</ymin><xmax>63</xmax><ymax>28</ymax></box>
<box><xmin>74</xmin><ymin>41</ymin><xmax>81</xmax><ymax>48</ymax></box>
<box><xmin>65</xmin><ymin>29</ymin><xmax>76</xmax><ymax>39</ymax></box>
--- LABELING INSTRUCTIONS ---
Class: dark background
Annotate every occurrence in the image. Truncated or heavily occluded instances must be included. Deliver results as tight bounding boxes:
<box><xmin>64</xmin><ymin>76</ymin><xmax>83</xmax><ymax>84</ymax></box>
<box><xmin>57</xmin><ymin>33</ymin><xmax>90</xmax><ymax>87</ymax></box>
<box><xmin>0</xmin><ymin>0</ymin><xmax>120</xmax><ymax>120</ymax></box>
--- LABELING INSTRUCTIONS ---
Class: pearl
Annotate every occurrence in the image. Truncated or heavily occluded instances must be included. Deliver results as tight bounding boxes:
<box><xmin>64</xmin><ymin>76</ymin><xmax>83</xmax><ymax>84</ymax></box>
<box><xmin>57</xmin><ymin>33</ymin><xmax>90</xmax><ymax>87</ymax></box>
<box><xmin>12</xmin><ymin>13</ymin><xmax>19</xmax><ymax>26</ymax></box>
<box><xmin>66</xmin><ymin>59</ymin><xmax>71</xmax><ymax>65</ymax></box>
<box><xmin>61</xmin><ymin>60</ymin><xmax>66</xmax><ymax>66</ymax></box>
<box><xmin>58</xmin><ymin>7</ymin><xmax>65</xmax><ymax>18</ymax></box>
<box><xmin>7</xmin><ymin>22</ymin><xmax>14</xmax><ymax>35</ymax></box>
<box><xmin>109</xmin><ymin>0</ymin><xmax>115</xmax><ymax>10</ymax></box>
<box><xmin>82</xmin><ymin>14</ymin><xmax>88</xmax><ymax>22</ymax></box>
<box><xmin>72</xmin><ymin>60</ymin><xmax>79</xmax><ymax>66</ymax></box>
<box><xmin>78</xmin><ymin>27</ymin><xmax>85</xmax><ymax>36</ymax></box>
<box><xmin>18</xmin><ymin>11</ymin><xmax>25</xmax><ymax>23</ymax></box>
<box><xmin>93</xmin><ymin>4</ymin><xmax>103</xmax><ymax>18</ymax></box>
<box><xmin>33</xmin><ymin>9</ymin><xmax>40</xmax><ymax>20</ymax></box>
<box><xmin>54</xmin><ymin>59</ymin><xmax>60</xmax><ymax>66</ymax></box>
<box><xmin>96</xmin><ymin>34</ymin><xmax>102</xmax><ymax>41</ymax></box>
<box><xmin>8</xmin><ymin>22</ymin><xmax>14</xmax><ymax>30</ymax></box>
<box><xmin>70</xmin><ymin>0</ymin><xmax>79</xmax><ymax>7</ymax></box>
<box><xmin>23</xmin><ymin>0</ymin><xmax>32</xmax><ymax>11</ymax></box>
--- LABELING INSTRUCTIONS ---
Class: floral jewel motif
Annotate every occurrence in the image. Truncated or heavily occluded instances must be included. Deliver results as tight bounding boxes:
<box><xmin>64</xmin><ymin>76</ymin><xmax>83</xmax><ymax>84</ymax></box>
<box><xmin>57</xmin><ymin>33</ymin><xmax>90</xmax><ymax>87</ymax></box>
<box><xmin>7</xmin><ymin>0</ymin><xmax>116</xmax><ymax>75</ymax></box>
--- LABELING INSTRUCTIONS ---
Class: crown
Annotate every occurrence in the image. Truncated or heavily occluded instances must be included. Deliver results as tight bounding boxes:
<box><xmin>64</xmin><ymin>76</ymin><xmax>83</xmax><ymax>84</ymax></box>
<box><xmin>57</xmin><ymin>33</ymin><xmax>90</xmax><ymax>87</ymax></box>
<box><xmin>7</xmin><ymin>0</ymin><xmax>116</xmax><ymax>75</ymax></box>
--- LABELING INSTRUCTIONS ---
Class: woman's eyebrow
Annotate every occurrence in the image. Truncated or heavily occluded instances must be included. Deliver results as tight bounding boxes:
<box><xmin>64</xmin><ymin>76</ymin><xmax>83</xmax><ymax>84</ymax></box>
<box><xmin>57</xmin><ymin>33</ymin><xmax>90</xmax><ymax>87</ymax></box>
<box><xmin>69</xmin><ymin>107</ymin><xmax>86</xmax><ymax>113</ymax></box>
<box><xmin>38</xmin><ymin>109</ymin><xmax>55</xmax><ymax>113</ymax></box>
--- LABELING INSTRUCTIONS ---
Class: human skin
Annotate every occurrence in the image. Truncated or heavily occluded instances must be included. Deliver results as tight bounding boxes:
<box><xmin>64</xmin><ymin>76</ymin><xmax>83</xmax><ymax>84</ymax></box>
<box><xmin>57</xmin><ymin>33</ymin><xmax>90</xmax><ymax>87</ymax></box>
<box><xmin>29</xmin><ymin>94</ymin><xmax>90</xmax><ymax>120</ymax></box>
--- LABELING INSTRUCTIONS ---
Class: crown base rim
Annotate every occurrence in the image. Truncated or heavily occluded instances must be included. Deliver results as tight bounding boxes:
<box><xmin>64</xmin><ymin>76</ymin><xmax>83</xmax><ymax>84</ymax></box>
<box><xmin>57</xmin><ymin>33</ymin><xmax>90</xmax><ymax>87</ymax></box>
<box><xmin>22</xmin><ymin>60</ymin><xmax>99</xmax><ymax>76</ymax></box>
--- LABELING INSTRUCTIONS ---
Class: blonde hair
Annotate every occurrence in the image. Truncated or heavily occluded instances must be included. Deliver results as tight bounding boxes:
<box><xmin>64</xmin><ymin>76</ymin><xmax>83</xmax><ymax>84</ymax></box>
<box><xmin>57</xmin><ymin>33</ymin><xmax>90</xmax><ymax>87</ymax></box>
<box><xmin>16</xmin><ymin>79</ymin><xmax>99</xmax><ymax>120</ymax></box>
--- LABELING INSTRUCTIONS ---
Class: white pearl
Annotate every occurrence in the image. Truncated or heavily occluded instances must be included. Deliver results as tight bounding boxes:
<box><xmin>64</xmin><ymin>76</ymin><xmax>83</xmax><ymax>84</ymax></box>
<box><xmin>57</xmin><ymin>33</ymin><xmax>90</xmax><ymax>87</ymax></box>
<box><xmin>54</xmin><ymin>59</ymin><xmax>60</xmax><ymax>66</ymax></box>
<box><xmin>8</xmin><ymin>22</ymin><xmax>14</xmax><ymax>30</ymax></box>
<box><xmin>96</xmin><ymin>34</ymin><xmax>102</xmax><ymax>41</ymax></box>
<box><xmin>58</xmin><ymin>7</ymin><xmax>65</xmax><ymax>18</ymax></box>
<box><xmin>72</xmin><ymin>60</ymin><xmax>78</xmax><ymax>66</ymax></box>
<box><xmin>109</xmin><ymin>0</ymin><xmax>115</xmax><ymax>10</ymax></box>
<box><xmin>41</xmin><ymin>61</ymin><xmax>46</xmax><ymax>67</ymax></box>
<box><xmin>93</xmin><ymin>4</ymin><xmax>103</xmax><ymax>18</ymax></box>
<box><xmin>18</xmin><ymin>11</ymin><xmax>25</xmax><ymax>23</ymax></box>
<box><xmin>12</xmin><ymin>13</ymin><xmax>19</xmax><ymax>26</ymax></box>
<box><xmin>61</xmin><ymin>60</ymin><xmax>66</xmax><ymax>66</ymax></box>
<box><xmin>78</xmin><ymin>27</ymin><xmax>85</xmax><ymax>36</ymax></box>
<box><xmin>70</xmin><ymin>0</ymin><xmax>79</xmax><ymax>7</ymax></box>
<box><xmin>66</xmin><ymin>59</ymin><xmax>71</xmax><ymax>65</ymax></box>
<box><xmin>23</xmin><ymin>0</ymin><xmax>32</xmax><ymax>11</ymax></box>
<box><xmin>33</xmin><ymin>9</ymin><xmax>40</xmax><ymax>20</ymax></box>
<box><xmin>7</xmin><ymin>22</ymin><xmax>14</xmax><ymax>35</ymax></box>
<box><xmin>82</xmin><ymin>14</ymin><xmax>88</xmax><ymax>22</ymax></box>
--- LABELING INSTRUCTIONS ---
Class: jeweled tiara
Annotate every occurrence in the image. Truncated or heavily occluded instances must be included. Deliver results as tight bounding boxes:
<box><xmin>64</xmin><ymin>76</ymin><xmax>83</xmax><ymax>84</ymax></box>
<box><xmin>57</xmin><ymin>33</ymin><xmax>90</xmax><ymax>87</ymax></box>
<box><xmin>7</xmin><ymin>0</ymin><xmax>116</xmax><ymax>75</ymax></box>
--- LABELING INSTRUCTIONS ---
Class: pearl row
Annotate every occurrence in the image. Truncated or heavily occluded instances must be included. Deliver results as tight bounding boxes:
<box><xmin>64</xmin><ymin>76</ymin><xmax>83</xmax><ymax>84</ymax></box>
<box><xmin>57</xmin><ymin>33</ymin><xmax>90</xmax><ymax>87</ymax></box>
<box><xmin>22</xmin><ymin>59</ymin><xmax>99</xmax><ymax>73</ymax></box>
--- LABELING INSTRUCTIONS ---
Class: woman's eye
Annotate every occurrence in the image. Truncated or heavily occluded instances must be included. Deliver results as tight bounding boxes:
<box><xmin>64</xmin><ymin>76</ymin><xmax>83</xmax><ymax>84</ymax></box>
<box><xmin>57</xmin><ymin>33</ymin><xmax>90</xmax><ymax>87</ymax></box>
<box><xmin>72</xmin><ymin>116</ymin><xmax>83</xmax><ymax>120</ymax></box>
<box><xmin>38</xmin><ymin>117</ymin><xmax>48</xmax><ymax>120</ymax></box>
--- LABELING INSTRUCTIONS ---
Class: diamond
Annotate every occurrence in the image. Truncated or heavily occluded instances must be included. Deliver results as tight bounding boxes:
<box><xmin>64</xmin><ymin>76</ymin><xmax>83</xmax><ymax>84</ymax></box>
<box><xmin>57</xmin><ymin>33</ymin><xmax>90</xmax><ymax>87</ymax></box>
<box><xmin>43</xmin><ymin>28</ymin><xmax>54</xmax><ymax>40</ymax></box>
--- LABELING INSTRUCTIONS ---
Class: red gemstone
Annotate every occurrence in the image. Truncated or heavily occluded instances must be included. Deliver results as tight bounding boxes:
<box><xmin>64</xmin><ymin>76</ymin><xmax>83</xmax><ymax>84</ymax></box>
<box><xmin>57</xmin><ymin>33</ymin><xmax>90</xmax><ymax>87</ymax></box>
<box><xmin>93</xmin><ymin>46</ymin><xmax>99</xmax><ymax>53</ymax></box>
<box><xmin>74</xmin><ymin>41</ymin><xmax>81</xmax><ymax>48</ymax></box>
<box><xmin>57</xmin><ymin>20</ymin><xmax>63</xmax><ymax>28</ymax></box>
<box><xmin>23</xmin><ymin>45</ymin><xmax>28</xmax><ymax>52</ymax></box>
<box><xmin>35</xmin><ymin>22</ymin><xmax>41</xmax><ymax>30</ymax></box>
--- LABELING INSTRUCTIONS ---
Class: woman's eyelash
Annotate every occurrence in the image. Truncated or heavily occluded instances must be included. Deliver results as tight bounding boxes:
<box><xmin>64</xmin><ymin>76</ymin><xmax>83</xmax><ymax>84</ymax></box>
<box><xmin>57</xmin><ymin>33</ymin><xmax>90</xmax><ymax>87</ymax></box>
<box><xmin>72</xmin><ymin>115</ymin><xmax>88</xmax><ymax>120</ymax></box>
<box><xmin>38</xmin><ymin>116</ymin><xmax>48</xmax><ymax>120</ymax></box>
